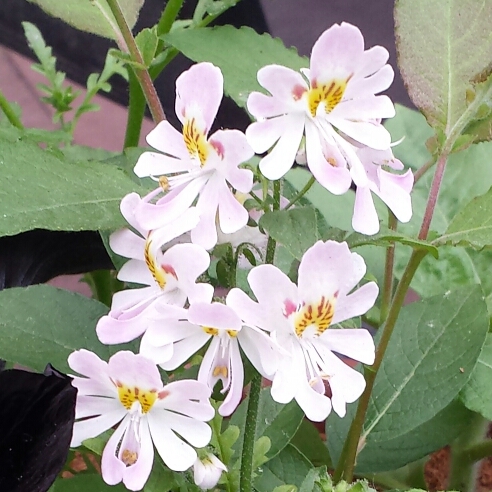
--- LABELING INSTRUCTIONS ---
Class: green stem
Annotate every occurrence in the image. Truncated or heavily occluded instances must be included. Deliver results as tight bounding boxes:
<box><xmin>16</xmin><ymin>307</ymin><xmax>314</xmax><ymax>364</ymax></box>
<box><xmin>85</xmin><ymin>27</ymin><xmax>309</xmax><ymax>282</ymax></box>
<box><xmin>333</xmin><ymin>248</ymin><xmax>427</xmax><ymax>483</ymax></box>
<box><xmin>239</xmin><ymin>373</ymin><xmax>262</xmax><ymax>492</ymax></box>
<box><xmin>0</xmin><ymin>90</ymin><xmax>24</xmax><ymax>129</ymax></box>
<box><xmin>83</xmin><ymin>270</ymin><xmax>122</xmax><ymax>307</ymax></box>
<box><xmin>211</xmin><ymin>414</ymin><xmax>232</xmax><ymax>492</ymax></box>
<box><xmin>285</xmin><ymin>175</ymin><xmax>316</xmax><ymax>210</ymax></box>
<box><xmin>379</xmin><ymin>211</ymin><xmax>397</xmax><ymax>325</ymax></box>
<box><xmin>461</xmin><ymin>440</ymin><xmax>492</xmax><ymax>466</ymax></box>
<box><xmin>449</xmin><ymin>414</ymin><xmax>489</xmax><ymax>492</ymax></box>
<box><xmin>124</xmin><ymin>70</ymin><xmax>146</xmax><ymax>148</ymax></box>
<box><xmin>157</xmin><ymin>0</ymin><xmax>184</xmax><ymax>36</ymax></box>
<box><xmin>105</xmin><ymin>0</ymin><xmax>165</xmax><ymax>123</ymax></box>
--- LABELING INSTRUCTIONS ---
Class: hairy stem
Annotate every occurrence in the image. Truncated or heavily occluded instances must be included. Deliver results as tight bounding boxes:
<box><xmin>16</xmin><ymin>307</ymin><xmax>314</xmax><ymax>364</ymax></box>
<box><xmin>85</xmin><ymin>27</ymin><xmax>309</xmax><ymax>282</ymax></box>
<box><xmin>0</xmin><ymin>90</ymin><xmax>24</xmax><ymax>129</ymax></box>
<box><xmin>413</xmin><ymin>157</ymin><xmax>436</xmax><ymax>184</ymax></box>
<box><xmin>157</xmin><ymin>0</ymin><xmax>184</xmax><ymax>36</ymax></box>
<box><xmin>105</xmin><ymin>0</ymin><xmax>165</xmax><ymax>123</ymax></box>
<box><xmin>124</xmin><ymin>70</ymin><xmax>146</xmax><ymax>148</ymax></box>
<box><xmin>285</xmin><ymin>175</ymin><xmax>316</xmax><ymax>210</ymax></box>
<box><xmin>379</xmin><ymin>211</ymin><xmax>397</xmax><ymax>325</ymax></box>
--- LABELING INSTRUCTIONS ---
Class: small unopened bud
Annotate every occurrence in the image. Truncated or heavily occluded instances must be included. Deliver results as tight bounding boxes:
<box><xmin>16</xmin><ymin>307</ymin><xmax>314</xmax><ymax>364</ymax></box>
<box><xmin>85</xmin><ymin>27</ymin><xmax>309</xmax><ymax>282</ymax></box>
<box><xmin>193</xmin><ymin>452</ymin><xmax>227</xmax><ymax>490</ymax></box>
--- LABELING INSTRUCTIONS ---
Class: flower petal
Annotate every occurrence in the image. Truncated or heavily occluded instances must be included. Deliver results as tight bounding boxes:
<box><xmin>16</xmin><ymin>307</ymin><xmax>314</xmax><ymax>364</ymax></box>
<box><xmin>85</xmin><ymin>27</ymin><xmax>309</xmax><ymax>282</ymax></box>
<box><xmin>321</xmin><ymin>328</ymin><xmax>375</xmax><ymax>365</ymax></box>
<box><xmin>352</xmin><ymin>185</ymin><xmax>380</xmax><ymax>235</ymax></box>
<box><xmin>145</xmin><ymin>120</ymin><xmax>189</xmax><ymax>159</ymax></box>
<box><xmin>332</xmin><ymin>282</ymin><xmax>379</xmax><ymax>326</ymax></box>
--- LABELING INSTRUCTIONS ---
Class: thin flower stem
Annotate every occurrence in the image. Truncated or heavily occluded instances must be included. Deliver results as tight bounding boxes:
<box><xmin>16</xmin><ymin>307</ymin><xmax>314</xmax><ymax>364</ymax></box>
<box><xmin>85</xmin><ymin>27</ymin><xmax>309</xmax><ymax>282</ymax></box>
<box><xmin>239</xmin><ymin>373</ymin><xmax>262</xmax><ymax>492</ymax></box>
<box><xmin>413</xmin><ymin>157</ymin><xmax>436</xmax><ymax>184</ymax></box>
<box><xmin>418</xmin><ymin>151</ymin><xmax>448</xmax><ymax>240</ymax></box>
<box><xmin>285</xmin><ymin>175</ymin><xmax>316</xmax><ymax>210</ymax></box>
<box><xmin>105</xmin><ymin>0</ymin><xmax>165</xmax><ymax>124</ymax></box>
<box><xmin>211</xmin><ymin>414</ymin><xmax>232</xmax><ymax>492</ymax></box>
<box><xmin>157</xmin><ymin>0</ymin><xmax>184</xmax><ymax>36</ymax></box>
<box><xmin>0</xmin><ymin>90</ymin><xmax>24</xmax><ymax>129</ymax></box>
<box><xmin>124</xmin><ymin>70</ymin><xmax>146</xmax><ymax>148</ymax></box>
<box><xmin>334</xmin><ymin>248</ymin><xmax>427</xmax><ymax>483</ymax></box>
<box><xmin>379</xmin><ymin>211</ymin><xmax>397</xmax><ymax>325</ymax></box>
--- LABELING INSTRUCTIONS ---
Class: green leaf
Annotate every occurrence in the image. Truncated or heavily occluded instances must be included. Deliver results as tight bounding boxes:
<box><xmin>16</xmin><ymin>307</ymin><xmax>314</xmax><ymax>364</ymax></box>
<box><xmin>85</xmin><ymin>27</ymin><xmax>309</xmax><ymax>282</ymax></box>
<box><xmin>0</xmin><ymin>134</ymin><xmax>141</xmax><ymax>236</ymax></box>
<box><xmin>0</xmin><ymin>285</ymin><xmax>135</xmax><ymax>373</ymax></box>
<box><xmin>328</xmin><ymin>287</ymin><xmax>488</xmax><ymax>473</ymax></box>
<box><xmin>27</xmin><ymin>0</ymin><xmax>144</xmax><ymax>40</ymax></box>
<box><xmin>254</xmin><ymin>445</ymin><xmax>312</xmax><ymax>492</ymax></box>
<box><xmin>230</xmin><ymin>388</ymin><xmax>304</xmax><ymax>465</ymax></box>
<box><xmin>460</xmin><ymin>333</ymin><xmax>492</xmax><ymax>419</ymax></box>
<box><xmin>395</xmin><ymin>0</ymin><xmax>492</xmax><ymax>136</ymax></box>
<box><xmin>259</xmin><ymin>207</ymin><xmax>319</xmax><ymax>260</ymax></box>
<box><xmin>435</xmin><ymin>186</ymin><xmax>492</xmax><ymax>248</ymax></box>
<box><xmin>51</xmin><ymin>475</ymin><xmax>127</xmax><ymax>491</ymax></box>
<box><xmin>135</xmin><ymin>27</ymin><xmax>159</xmax><ymax>67</ymax></box>
<box><xmin>290</xmin><ymin>420</ymin><xmax>331</xmax><ymax>468</ymax></box>
<box><xmin>164</xmin><ymin>26</ymin><xmax>307</xmax><ymax>109</ymax></box>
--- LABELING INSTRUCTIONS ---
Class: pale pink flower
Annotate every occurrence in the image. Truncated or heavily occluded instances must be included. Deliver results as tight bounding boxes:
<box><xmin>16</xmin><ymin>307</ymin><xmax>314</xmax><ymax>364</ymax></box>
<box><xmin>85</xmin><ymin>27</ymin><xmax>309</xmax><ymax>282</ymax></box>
<box><xmin>134</xmin><ymin>62</ymin><xmax>254</xmax><ymax>249</ymax></box>
<box><xmin>193</xmin><ymin>453</ymin><xmax>227</xmax><ymax>490</ymax></box>
<box><xmin>96</xmin><ymin>193</ymin><xmax>212</xmax><ymax>345</ymax></box>
<box><xmin>227</xmin><ymin>240</ymin><xmax>377</xmax><ymax>421</ymax></box>
<box><xmin>246</xmin><ymin>22</ymin><xmax>395</xmax><ymax>196</ymax></box>
<box><xmin>140</xmin><ymin>299</ymin><xmax>277</xmax><ymax>417</ymax></box>
<box><xmin>69</xmin><ymin>350</ymin><xmax>214</xmax><ymax>491</ymax></box>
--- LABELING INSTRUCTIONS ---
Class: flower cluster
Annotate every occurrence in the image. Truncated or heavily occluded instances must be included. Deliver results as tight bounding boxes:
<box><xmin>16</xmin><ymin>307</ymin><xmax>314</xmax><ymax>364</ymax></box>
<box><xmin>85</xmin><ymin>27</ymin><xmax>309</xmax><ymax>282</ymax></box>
<box><xmin>69</xmin><ymin>22</ymin><xmax>411</xmax><ymax>491</ymax></box>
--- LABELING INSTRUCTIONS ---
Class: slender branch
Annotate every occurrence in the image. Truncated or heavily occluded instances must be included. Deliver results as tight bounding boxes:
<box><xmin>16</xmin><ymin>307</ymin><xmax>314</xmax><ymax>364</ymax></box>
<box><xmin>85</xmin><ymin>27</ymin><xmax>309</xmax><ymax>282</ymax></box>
<box><xmin>0</xmin><ymin>90</ymin><xmax>24</xmax><ymax>129</ymax></box>
<box><xmin>124</xmin><ymin>70</ymin><xmax>146</xmax><ymax>148</ymax></box>
<box><xmin>105</xmin><ymin>0</ymin><xmax>165</xmax><ymax>123</ymax></box>
<box><xmin>461</xmin><ymin>439</ymin><xmax>492</xmax><ymax>466</ymax></box>
<box><xmin>157</xmin><ymin>0</ymin><xmax>184</xmax><ymax>36</ymax></box>
<box><xmin>211</xmin><ymin>413</ymin><xmax>232</xmax><ymax>492</ymax></box>
<box><xmin>418</xmin><ymin>151</ymin><xmax>448</xmax><ymax>240</ymax></box>
<box><xmin>413</xmin><ymin>157</ymin><xmax>436</xmax><ymax>184</ymax></box>
<box><xmin>379</xmin><ymin>211</ymin><xmax>397</xmax><ymax>325</ymax></box>
<box><xmin>285</xmin><ymin>175</ymin><xmax>316</xmax><ymax>210</ymax></box>
<box><xmin>334</xmin><ymin>248</ymin><xmax>427</xmax><ymax>483</ymax></box>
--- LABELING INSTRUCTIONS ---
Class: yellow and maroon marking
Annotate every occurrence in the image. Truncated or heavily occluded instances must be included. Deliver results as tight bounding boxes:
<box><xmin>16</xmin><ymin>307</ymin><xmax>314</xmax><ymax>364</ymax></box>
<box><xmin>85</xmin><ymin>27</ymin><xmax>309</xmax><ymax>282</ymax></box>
<box><xmin>116</xmin><ymin>382</ymin><xmax>158</xmax><ymax>413</ymax></box>
<box><xmin>183</xmin><ymin>117</ymin><xmax>209</xmax><ymax>165</ymax></box>
<box><xmin>294</xmin><ymin>294</ymin><xmax>337</xmax><ymax>337</ymax></box>
<box><xmin>307</xmin><ymin>78</ymin><xmax>350</xmax><ymax>116</ymax></box>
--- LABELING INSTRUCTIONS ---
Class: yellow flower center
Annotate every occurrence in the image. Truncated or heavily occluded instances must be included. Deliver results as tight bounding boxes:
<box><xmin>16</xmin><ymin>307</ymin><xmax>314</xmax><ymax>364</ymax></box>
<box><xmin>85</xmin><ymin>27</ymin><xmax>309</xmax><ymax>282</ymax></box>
<box><xmin>294</xmin><ymin>295</ymin><xmax>337</xmax><ymax>337</ymax></box>
<box><xmin>144</xmin><ymin>237</ymin><xmax>177</xmax><ymax>289</ymax></box>
<box><xmin>116</xmin><ymin>383</ymin><xmax>158</xmax><ymax>413</ymax></box>
<box><xmin>183</xmin><ymin>117</ymin><xmax>209</xmax><ymax>166</ymax></box>
<box><xmin>307</xmin><ymin>78</ymin><xmax>349</xmax><ymax>117</ymax></box>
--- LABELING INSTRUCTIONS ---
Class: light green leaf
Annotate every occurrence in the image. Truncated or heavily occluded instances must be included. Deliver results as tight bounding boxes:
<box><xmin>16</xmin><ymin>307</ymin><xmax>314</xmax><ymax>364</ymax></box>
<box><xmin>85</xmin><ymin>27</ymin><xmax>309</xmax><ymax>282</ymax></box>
<box><xmin>259</xmin><ymin>207</ymin><xmax>319</xmax><ymax>260</ymax></box>
<box><xmin>254</xmin><ymin>445</ymin><xmax>312</xmax><ymax>492</ymax></box>
<box><xmin>395</xmin><ymin>0</ymin><xmax>492</xmax><ymax>137</ymax></box>
<box><xmin>164</xmin><ymin>26</ymin><xmax>307</xmax><ymax>108</ymax></box>
<box><xmin>136</xmin><ymin>27</ymin><xmax>159</xmax><ymax>67</ymax></box>
<box><xmin>27</xmin><ymin>0</ymin><xmax>144</xmax><ymax>40</ymax></box>
<box><xmin>0</xmin><ymin>134</ymin><xmax>141</xmax><ymax>236</ymax></box>
<box><xmin>435</xmin><ymin>186</ymin><xmax>492</xmax><ymax>248</ymax></box>
<box><xmin>0</xmin><ymin>285</ymin><xmax>136</xmax><ymax>373</ymax></box>
<box><xmin>460</xmin><ymin>333</ymin><xmax>492</xmax><ymax>419</ymax></box>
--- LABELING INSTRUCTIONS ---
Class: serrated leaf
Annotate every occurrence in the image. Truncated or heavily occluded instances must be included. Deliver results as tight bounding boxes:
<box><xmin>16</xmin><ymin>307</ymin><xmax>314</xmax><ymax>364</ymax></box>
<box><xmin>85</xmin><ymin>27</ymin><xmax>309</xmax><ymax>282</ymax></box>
<box><xmin>435</xmin><ymin>186</ymin><xmax>492</xmax><ymax>248</ymax></box>
<box><xmin>0</xmin><ymin>135</ymin><xmax>141</xmax><ymax>237</ymax></box>
<box><xmin>460</xmin><ymin>333</ymin><xmax>492</xmax><ymax>419</ymax></box>
<box><xmin>327</xmin><ymin>287</ymin><xmax>488</xmax><ymax>473</ymax></box>
<box><xmin>395</xmin><ymin>0</ymin><xmax>492</xmax><ymax>137</ymax></box>
<box><xmin>136</xmin><ymin>27</ymin><xmax>159</xmax><ymax>67</ymax></box>
<box><xmin>260</xmin><ymin>207</ymin><xmax>319</xmax><ymax>260</ymax></box>
<box><xmin>164</xmin><ymin>26</ymin><xmax>307</xmax><ymax>109</ymax></box>
<box><xmin>0</xmin><ymin>285</ymin><xmax>136</xmax><ymax>373</ymax></box>
<box><xmin>27</xmin><ymin>0</ymin><xmax>144</xmax><ymax>40</ymax></box>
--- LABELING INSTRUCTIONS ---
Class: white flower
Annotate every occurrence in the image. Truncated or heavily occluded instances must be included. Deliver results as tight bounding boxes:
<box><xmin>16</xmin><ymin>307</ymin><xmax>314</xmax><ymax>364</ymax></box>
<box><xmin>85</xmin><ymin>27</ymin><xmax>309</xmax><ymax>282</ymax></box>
<box><xmin>140</xmin><ymin>299</ymin><xmax>277</xmax><ymax>417</ymax></box>
<box><xmin>133</xmin><ymin>62</ymin><xmax>254</xmax><ymax>249</ymax></box>
<box><xmin>227</xmin><ymin>240</ymin><xmax>378</xmax><ymax>421</ymax></box>
<box><xmin>69</xmin><ymin>350</ymin><xmax>214</xmax><ymax>491</ymax></box>
<box><xmin>193</xmin><ymin>453</ymin><xmax>227</xmax><ymax>490</ymax></box>
<box><xmin>96</xmin><ymin>193</ymin><xmax>213</xmax><ymax>344</ymax></box>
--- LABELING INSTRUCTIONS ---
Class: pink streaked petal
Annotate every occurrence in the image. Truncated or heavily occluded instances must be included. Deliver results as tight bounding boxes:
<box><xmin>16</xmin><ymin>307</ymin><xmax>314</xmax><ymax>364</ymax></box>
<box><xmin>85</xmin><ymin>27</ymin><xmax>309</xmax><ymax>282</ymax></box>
<box><xmin>139</xmin><ymin>332</ymin><xmax>174</xmax><ymax>365</ymax></box>
<box><xmin>226</xmin><ymin>288</ymin><xmax>269</xmax><ymax>331</ymax></box>
<box><xmin>163</xmin><ymin>243</ymin><xmax>210</xmax><ymax>282</ymax></box>
<box><xmin>310</xmin><ymin>23</ymin><xmax>364</xmax><ymax>82</ymax></box>
<box><xmin>118</xmin><ymin>260</ymin><xmax>155</xmax><ymax>286</ymax></box>
<box><xmin>161</xmin><ymin>411</ymin><xmax>212</xmax><ymax>447</ymax></box>
<box><xmin>122</xmin><ymin>420</ymin><xmax>154</xmax><ymax>491</ymax></box>
<box><xmin>134</xmin><ymin>151</ymin><xmax>193</xmax><ymax>178</ymax></box>
<box><xmin>321</xmin><ymin>328</ymin><xmax>375</xmax><ymax>365</ymax></box>
<box><xmin>271</xmin><ymin>343</ymin><xmax>303</xmax><ymax>403</ymax></box>
<box><xmin>110</xmin><ymin>229</ymin><xmax>145</xmax><ymax>262</ymax></box>
<box><xmin>332</xmin><ymin>95</ymin><xmax>395</xmax><ymax>121</ymax></box>
<box><xmin>332</xmin><ymin>282</ymin><xmax>379</xmax><ymax>326</ymax></box>
<box><xmin>375</xmin><ymin>168</ymin><xmax>414</xmax><ymax>223</ymax></box>
<box><xmin>305</xmin><ymin>121</ymin><xmax>351</xmax><ymax>195</ymax></box>
<box><xmin>188</xmin><ymin>282</ymin><xmax>215</xmax><ymax>305</ymax></box>
<box><xmin>245</xmin><ymin>116</ymin><xmax>288</xmax><ymax>154</ymax></box>
<box><xmin>210</xmin><ymin>129</ymin><xmax>254</xmax><ymax>169</ymax></box>
<box><xmin>258</xmin><ymin>114</ymin><xmax>305</xmax><ymax>180</ymax></box>
<box><xmin>120</xmin><ymin>193</ymin><xmax>147</xmax><ymax>236</ymax></box>
<box><xmin>71</xmin><ymin>377</ymin><xmax>115</xmax><ymax>399</ymax></box>
<box><xmin>146</xmin><ymin>120</ymin><xmax>189</xmax><ymax>159</ymax></box>
<box><xmin>218</xmin><ymin>183</ymin><xmax>249</xmax><ymax>235</ymax></box>
<box><xmin>218</xmin><ymin>340</ymin><xmax>244</xmax><ymax>416</ymax></box>
<box><xmin>149</xmin><ymin>207</ymin><xmax>201</xmax><ymax>248</ymax></box>
<box><xmin>108</xmin><ymin>351</ymin><xmax>163</xmax><ymax>390</ymax></box>
<box><xmin>352</xmin><ymin>185</ymin><xmax>380</xmax><ymax>235</ymax></box>
<box><xmin>97</xmin><ymin>309</ymin><xmax>153</xmax><ymax>345</ymax></box>
<box><xmin>295</xmin><ymin>377</ymin><xmax>332</xmax><ymax>422</ymax></box>
<box><xmin>160</xmin><ymin>333</ymin><xmax>211</xmax><ymax>370</ymax></box>
<box><xmin>71</xmin><ymin>409</ymin><xmax>125</xmax><ymax>447</ymax></box>
<box><xmin>247</xmin><ymin>91</ymin><xmax>292</xmax><ymax>118</ymax></box>
<box><xmin>68</xmin><ymin>349</ymin><xmax>109</xmax><ymax>382</ymax></box>
<box><xmin>191</xmin><ymin>179</ymin><xmax>220</xmax><ymax>249</ymax></box>
<box><xmin>143</xmin><ymin>318</ymin><xmax>197</xmax><ymax>346</ymax></box>
<box><xmin>110</xmin><ymin>287</ymin><xmax>155</xmax><ymax>317</ymax></box>
<box><xmin>238</xmin><ymin>327</ymin><xmax>278</xmax><ymax>378</ymax></box>
<box><xmin>158</xmin><ymin>380</ymin><xmax>213</xmax><ymax>415</ymax></box>
<box><xmin>345</xmin><ymin>65</ymin><xmax>395</xmax><ymax>99</ymax></box>
<box><xmin>188</xmin><ymin>302</ymin><xmax>242</xmax><ymax>331</ymax></box>
<box><xmin>256</xmin><ymin>64</ymin><xmax>308</xmax><ymax>104</ymax></box>
<box><xmin>175</xmin><ymin>62</ymin><xmax>223</xmax><ymax>132</ymax></box>
<box><xmin>75</xmin><ymin>395</ymin><xmax>120</xmax><ymax>419</ymax></box>
<box><xmin>358</xmin><ymin>45</ymin><xmax>390</xmax><ymax>78</ymax></box>
<box><xmin>147</xmin><ymin>414</ymin><xmax>198</xmax><ymax>471</ymax></box>
<box><xmin>330</xmin><ymin>118</ymin><xmax>393</xmax><ymax>151</ymax></box>
<box><xmin>100</xmin><ymin>415</ymin><xmax>128</xmax><ymax>485</ymax></box>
